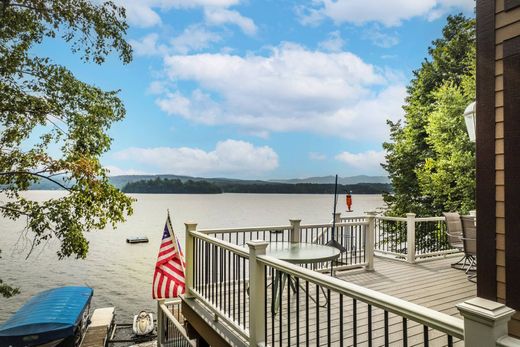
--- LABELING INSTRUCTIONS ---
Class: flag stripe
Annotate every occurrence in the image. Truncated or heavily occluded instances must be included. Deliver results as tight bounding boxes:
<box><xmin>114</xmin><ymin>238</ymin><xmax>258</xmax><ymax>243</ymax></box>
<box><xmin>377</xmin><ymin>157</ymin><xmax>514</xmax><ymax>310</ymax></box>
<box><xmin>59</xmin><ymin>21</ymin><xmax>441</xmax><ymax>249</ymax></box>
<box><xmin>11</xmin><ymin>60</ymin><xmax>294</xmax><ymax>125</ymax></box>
<box><xmin>152</xmin><ymin>214</ymin><xmax>186</xmax><ymax>299</ymax></box>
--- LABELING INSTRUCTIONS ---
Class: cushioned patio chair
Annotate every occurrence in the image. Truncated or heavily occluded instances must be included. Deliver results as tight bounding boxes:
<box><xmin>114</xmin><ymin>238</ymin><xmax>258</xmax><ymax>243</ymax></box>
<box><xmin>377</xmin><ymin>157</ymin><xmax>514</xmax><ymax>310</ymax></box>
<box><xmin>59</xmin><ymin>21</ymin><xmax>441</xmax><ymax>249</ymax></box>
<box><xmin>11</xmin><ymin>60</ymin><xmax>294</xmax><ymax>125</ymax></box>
<box><xmin>443</xmin><ymin>212</ymin><xmax>467</xmax><ymax>269</ymax></box>
<box><xmin>461</xmin><ymin>216</ymin><xmax>477</xmax><ymax>282</ymax></box>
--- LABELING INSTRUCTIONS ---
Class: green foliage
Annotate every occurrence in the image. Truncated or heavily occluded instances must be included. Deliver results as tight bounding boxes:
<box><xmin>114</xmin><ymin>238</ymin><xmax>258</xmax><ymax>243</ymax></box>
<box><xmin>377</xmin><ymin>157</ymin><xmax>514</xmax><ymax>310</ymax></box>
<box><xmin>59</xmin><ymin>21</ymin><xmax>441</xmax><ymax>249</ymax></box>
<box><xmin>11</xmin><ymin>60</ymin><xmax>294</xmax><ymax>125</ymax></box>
<box><xmin>123</xmin><ymin>178</ymin><xmax>223</xmax><ymax>194</ymax></box>
<box><xmin>416</xmin><ymin>76</ymin><xmax>476</xmax><ymax>214</ymax></box>
<box><xmin>382</xmin><ymin>14</ymin><xmax>476</xmax><ymax>217</ymax></box>
<box><xmin>122</xmin><ymin>177</ymin><xmax>392</xmax><ymax>194</ymax></box>
<box><xmin>0</xmin><ymin>250</ymin><xmax>20</xmax><ymax>298</ymax></box>
<box><xmin>0</xmin><ymin>0</ymin><xmax>134</xmax><ymax>296</ymax></box>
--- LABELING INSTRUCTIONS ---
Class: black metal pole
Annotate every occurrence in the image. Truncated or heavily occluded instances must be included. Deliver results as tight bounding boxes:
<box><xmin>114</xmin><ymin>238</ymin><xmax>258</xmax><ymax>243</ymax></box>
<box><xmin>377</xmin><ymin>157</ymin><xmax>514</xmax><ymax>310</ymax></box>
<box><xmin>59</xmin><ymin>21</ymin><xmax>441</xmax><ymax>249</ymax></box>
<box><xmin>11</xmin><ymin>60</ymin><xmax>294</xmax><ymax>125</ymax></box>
<box><xmin>326</xmin><ymin>175</ymin><xmax>347</xmax><ymax>251</ymax></box>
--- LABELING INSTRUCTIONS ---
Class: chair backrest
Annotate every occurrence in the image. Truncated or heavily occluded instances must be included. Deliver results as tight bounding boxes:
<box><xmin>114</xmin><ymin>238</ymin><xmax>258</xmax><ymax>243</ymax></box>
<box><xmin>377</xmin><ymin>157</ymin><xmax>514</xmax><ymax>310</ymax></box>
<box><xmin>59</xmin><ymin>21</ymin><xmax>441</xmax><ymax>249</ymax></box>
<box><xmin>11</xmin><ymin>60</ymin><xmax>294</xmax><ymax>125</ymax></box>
<box><xmin>443</xmin><ymin>212</ymin><xmax>463</xmax><ymax>247</ymax></box>
<box><xmin>461</xmin><ymin>216</ymin><xmax>477</xmax><ymax>256</ymax></box>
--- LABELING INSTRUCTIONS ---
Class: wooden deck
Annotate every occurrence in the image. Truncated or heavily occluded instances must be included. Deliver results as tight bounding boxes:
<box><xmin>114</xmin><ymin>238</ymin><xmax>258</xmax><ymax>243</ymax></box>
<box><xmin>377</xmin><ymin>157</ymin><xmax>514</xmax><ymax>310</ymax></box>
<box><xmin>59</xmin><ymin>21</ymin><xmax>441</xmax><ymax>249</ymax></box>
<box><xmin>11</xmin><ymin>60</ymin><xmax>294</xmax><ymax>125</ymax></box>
<box><xmin>264</xmin><ymin>256</ymin><xmax>476</xmax><ymax>347</ymax></box>
<box><xmin>338</xmin><ymin>256</ymin><xmax>476</xmax><ymax>318</ymax></box>
<box><xmin>185</xmin><ymin>256</ymin><xmax>476</xmax><ymax>346</ymax></box>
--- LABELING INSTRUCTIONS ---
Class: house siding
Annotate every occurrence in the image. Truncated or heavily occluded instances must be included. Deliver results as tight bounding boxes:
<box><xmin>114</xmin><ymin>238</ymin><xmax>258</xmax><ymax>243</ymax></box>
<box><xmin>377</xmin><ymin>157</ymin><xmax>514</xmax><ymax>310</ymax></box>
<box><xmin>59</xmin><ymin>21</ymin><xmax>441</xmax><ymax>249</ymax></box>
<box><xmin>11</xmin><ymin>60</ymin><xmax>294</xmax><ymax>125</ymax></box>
<box><xmin>495</xmin><ymin>0</ymin><xmax>520</xmax><ymax>336</ymax></box>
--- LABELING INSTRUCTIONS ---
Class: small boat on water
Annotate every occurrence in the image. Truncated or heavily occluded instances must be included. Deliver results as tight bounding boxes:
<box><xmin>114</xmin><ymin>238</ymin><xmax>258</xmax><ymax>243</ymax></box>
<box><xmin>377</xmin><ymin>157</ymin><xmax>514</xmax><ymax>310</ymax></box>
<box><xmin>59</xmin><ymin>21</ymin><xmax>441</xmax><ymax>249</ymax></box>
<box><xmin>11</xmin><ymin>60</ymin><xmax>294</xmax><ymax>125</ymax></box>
<box><xmin>126</xmin><ymin>237</ymin><xmax>149</xmax><ymax>244</ymax></box>
<box><xmin>0</xmin><ymin>286</ymin><xmax>92</xmax><ymax>347</ymax></box>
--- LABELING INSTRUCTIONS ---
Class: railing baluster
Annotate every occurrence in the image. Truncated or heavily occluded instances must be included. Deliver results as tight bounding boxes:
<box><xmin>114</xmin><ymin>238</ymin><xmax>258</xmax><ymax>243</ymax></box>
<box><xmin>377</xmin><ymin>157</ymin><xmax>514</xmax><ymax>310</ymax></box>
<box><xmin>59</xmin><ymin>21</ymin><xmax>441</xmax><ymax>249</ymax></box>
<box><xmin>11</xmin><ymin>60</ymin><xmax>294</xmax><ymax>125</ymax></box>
<box><xmin>316</xmin><ymin>284</ymin><xmax>319</xmax><ymax>346</ymax></box>
<box><xmin>242</xmin><ymin>257</ymin><xmax>246</xmax><ymax>329</ymax></box>
<box><xmin>368</xmin><ymin>304</ymin><xmax>372</xmax><ymax>346</ymax></box>
<box><xmin>353</xmin><ymin>299</ymin><xmax>357</xmax><ymax>346</ymax></box>
<box><xmin>423</xmin><ymin>325</ymin><xmax>429</xmax><ymax>346</ymax></box>
<box><xmin>306</xmin><ymin>280</ymin><xmax>310</xmax><ymax>347</ymax></box>
<box><xmin>279</xmin><ymin>272</ymin><xmax>283</xmax><ymax>347</ymax></box>
<box><xmin>287</xmin><ymin>274</ymin><xmax>291</xmax><ymax>346</ymax></box>
<box><xmin>402</xmin><ymin>317</ymin><xmax>408</xmax><ymax>347</ymax></box>
<box><xmin>296</xmin><ymin>277</ymin><xmax>300</xmax><ymax>346</ymax></box>
<box><xmin>327</xmin><ymin>289</ymin><xmax>331</xmax><ymax>346</ymax></box>
<box><xmin>264</xmin><ymin>266</ymin><xmax>268</xmax><ymax>344</ymax></box>
<box><xmin>237</xmin><ymin>255</ymin><xmax>241</xmax><ymax>326</ymax></box>
<box><xmin>384</xmin><ymin>310</ymin><xmax>389</xmax><ymax>347</ymax></box>
<box><xmin>271</xmin><ymin>269</ymin><xmax>275</xmax><ymax>347</ymax></box>
<box><xmin>339</xmin><ymin>294</ymin><xmax>343</xmax><ymax>347</ymax></box>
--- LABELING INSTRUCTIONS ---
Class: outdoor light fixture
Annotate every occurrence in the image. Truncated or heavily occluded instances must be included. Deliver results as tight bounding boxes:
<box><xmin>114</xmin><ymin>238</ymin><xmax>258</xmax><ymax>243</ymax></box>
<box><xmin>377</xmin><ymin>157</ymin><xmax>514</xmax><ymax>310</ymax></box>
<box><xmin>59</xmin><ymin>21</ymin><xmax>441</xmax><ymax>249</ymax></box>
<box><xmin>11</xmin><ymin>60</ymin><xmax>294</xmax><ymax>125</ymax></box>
<box><xmin>463</xmin><ymin>101</ymin><xmax>476</xmax><ymax>142</ymax></box>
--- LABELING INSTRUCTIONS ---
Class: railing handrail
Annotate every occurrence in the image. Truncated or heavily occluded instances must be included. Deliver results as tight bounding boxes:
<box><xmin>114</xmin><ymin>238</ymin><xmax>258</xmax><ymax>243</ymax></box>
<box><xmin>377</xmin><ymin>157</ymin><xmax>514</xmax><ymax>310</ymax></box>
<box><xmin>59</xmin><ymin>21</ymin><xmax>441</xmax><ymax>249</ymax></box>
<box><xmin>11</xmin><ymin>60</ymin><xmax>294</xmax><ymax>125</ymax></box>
<box><xmin>198</xmin><ymin>225</ymin><xmax>292</xmax><ymax>234</ymax></box>
<box><xmin>190</xmin><ymin>230</ymin><xmax>249</xmax><ymax>258</ymax></box>
<box><xmin>415</xmin><ymin>216</ymin><xmax>446</xmax><ymax>222</ymax></box>
<box><xmin>376</xmin><ymin>216</ymin><xmax>407</xmax><ymax>222</ymax></box>
<box><xmin>301</xmin><ymin>221</ymin><xmax>369</xmax><ymax>228</ymax></box>
<box><xmin>198</xmin><ymin>221</ymin><xmax>369</xmax><ymax>237</ymax></box>
<box><xmin>255</xmin><ymin>253</ymin><xmax>465</xmax><ymax>340</ymax></box>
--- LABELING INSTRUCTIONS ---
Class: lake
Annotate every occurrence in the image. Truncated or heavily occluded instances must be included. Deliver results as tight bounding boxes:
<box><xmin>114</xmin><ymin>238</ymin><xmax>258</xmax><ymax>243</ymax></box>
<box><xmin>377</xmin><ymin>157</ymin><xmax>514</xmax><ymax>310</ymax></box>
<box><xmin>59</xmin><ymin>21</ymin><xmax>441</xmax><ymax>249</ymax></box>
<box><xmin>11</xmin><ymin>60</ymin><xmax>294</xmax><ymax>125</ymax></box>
<box><xmin>0</xmin><ymin>191</ymin><xmax>385</xmax><ymax>322</ymax></box>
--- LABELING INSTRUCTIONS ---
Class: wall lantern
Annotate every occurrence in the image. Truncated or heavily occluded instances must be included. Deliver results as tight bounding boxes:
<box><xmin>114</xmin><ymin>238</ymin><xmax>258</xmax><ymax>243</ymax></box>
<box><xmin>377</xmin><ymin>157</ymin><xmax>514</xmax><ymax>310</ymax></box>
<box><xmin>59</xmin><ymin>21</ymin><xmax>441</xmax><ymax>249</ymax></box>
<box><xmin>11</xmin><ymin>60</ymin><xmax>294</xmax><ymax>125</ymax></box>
<box><xmin>464</xmin><ymin>101</ymin><xmax>476</xmax><ymax>142</ymax></box>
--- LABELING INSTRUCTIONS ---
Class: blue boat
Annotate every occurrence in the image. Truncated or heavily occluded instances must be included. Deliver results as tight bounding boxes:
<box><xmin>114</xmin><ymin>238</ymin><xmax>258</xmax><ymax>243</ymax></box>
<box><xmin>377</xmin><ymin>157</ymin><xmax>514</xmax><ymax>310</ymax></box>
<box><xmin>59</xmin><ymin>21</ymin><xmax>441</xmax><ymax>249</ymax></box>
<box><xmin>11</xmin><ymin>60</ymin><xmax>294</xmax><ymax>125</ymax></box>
<box><xmin>0</xmin><ymin>286</ymin><xmax>93</xmax><ymax>347</ymax></box>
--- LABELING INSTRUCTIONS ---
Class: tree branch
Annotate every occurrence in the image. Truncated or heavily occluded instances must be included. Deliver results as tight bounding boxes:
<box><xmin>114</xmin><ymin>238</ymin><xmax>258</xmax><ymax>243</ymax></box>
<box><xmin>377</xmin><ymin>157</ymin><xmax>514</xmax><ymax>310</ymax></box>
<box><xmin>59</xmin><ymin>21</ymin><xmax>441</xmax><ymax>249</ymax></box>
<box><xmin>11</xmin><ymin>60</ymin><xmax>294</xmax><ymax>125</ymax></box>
<box><xmin>0</xmin><ymin>171</ymin><xmax>71</xmax><ymax>191</ymax></box>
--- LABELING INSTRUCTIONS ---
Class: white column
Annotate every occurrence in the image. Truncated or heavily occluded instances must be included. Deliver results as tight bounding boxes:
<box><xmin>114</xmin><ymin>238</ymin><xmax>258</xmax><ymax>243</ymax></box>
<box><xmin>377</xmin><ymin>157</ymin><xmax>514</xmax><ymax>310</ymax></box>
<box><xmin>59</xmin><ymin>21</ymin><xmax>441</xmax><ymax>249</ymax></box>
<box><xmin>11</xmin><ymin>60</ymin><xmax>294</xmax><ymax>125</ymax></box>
<box><xmin>184</xmin><ymin>223</ymin><xmax>197</xmax><ymax>299</ymax></box>
<box><xmin>406</xmin><ymin>213</ymin><xmax>416</xmax><ymax>264</ymax></box>
<box><xmin>457</xmin><ymin>297</ymin><xmax>515</xmax><ymax>346</ymax></box>
<box><xmin>289</xmin><ymin>219</ymin><xmax>301</xmax><ymax>243</ymax></box>
<box><xmin>365</xmin><ymin>211</ymin><xmax>376</xmax><ymax>271</ymax></box>
<box><xmin>247</xmin><ymin>240</ymin><xmax>269</xmax><ymax>347</ymax></box>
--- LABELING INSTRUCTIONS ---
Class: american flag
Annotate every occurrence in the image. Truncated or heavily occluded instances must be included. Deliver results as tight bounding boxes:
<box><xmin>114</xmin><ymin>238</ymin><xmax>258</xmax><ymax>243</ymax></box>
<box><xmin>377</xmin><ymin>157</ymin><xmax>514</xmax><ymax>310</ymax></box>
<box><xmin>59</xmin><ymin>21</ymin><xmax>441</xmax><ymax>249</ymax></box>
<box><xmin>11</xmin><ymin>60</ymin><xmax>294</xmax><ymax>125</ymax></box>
<box><xmin>152</xmin><ymin>212</ymin><xmax>185</xmax><ymax>299</ymax></box>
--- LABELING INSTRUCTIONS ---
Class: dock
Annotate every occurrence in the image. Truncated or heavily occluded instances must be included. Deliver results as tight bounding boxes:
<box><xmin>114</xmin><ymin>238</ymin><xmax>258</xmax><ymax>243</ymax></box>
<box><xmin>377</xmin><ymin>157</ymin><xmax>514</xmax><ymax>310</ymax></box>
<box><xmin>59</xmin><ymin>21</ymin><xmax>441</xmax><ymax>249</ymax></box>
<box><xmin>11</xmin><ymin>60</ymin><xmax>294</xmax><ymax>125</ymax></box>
<box><xmin>81</xmin><ymin>307</ymin><xmax>115</xmax><ymax>347</ymax></box>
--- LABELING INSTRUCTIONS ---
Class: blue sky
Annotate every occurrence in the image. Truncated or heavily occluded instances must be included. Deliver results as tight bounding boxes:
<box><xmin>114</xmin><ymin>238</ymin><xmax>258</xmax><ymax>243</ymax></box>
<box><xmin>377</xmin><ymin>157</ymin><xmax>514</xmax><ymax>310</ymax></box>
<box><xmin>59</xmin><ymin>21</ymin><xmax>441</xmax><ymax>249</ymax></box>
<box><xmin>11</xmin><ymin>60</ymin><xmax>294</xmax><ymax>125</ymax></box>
<box><xmin>44</xmin><ymin>0</ymin><xmax>475</xmax><ymax>179</ymax></box>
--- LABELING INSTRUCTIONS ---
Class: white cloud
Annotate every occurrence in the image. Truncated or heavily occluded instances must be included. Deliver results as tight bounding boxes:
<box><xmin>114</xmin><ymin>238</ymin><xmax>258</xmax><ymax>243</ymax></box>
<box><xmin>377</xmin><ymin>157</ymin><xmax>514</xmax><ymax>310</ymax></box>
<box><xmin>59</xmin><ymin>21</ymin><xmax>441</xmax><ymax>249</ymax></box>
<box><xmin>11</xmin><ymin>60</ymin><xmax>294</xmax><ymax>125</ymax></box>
<box><xmin>104</xmin><ymin>165</ymin><xmax>149</xmax><ymax>176</ymax></box>
<box><xmin>170</xmin><ymin>25</ymin><xmax>222</xmax><ymax>54</ymax></box>
<box><xmin>121</xmin><ymin>1</ymin><xmax>162</xmax><ymax>28</ymax></box>
<box><xmin>157</xmin><ymin>43</ymin><xmax>406</xmax><ymax>140</ymax></box>
<box><xmin>299</xmin><ymin>0</ymin><xmax>474</xmax><ymax>27</ymax></box>
<box><xmin>318</xmin><ymin>31</ymin><xmax>345</xmax><ymax>52</ymax></box>
<box><xmin>129</xmin><ymin>33</ymin><xmax>168</xmax><ymax>56</ymax></box>
<box><xmin>116</xmin><ymin>0</ymin><xmax>246</xmax><ymax>28</ymax></box>
<box><xmin>204</xmin><ymin>8</ymin><xmax>257</xmax><ymax>35</ymax></box>
<box><xmin>363</xmin><ymin>26</ymin><xmax>399</xmax><ymax>48</ymax></box>
<box><xmin>335</xmin><ymin>150</ymin><xmax>386</xmax><ymax>173</ymax></box>
<box><xmin>113</xmin><ymin>140</ymin><xmax>278</xmax><ymax>176</ymax></box>
<box><xmin>309</xmin><ymin>152</ymin><xmax>327</xmax><ymax>161</ymax></box>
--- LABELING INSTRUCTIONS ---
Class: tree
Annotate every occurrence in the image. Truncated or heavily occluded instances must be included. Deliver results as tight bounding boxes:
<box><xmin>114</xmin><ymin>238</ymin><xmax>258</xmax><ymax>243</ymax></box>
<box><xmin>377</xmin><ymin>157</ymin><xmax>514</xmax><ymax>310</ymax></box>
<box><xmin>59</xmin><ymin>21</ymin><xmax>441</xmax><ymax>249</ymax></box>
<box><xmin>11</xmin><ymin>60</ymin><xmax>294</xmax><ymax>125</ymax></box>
<box><xmin>382</xmin><ymin>14</ymin><xmax>476</xmax><ymax>216</ymax></box>
<box><xmin>0</xmin><ymin>0</ymin><xmax>134</xmax><ymax>296</ymax></box>
<box><xmin>416</xmin><ymin>70</ymin><xmax>476</xmax><ymax>215</ymax></box>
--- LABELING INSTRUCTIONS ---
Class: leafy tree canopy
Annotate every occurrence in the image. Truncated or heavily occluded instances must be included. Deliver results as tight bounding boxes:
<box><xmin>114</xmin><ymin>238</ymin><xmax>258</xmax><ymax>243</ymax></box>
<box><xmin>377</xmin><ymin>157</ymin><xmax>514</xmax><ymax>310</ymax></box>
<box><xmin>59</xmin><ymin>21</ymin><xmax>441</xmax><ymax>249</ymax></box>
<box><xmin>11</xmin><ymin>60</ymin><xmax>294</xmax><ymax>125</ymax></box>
<box><xmin>382</xmin><ymin>14</ymin><xmax>476</xmax><ymax>216</ymax></box>
<box><xmin>0</xmin><ymin>0</ymin><xmax>134</xmax><ymax>296</ymax></box>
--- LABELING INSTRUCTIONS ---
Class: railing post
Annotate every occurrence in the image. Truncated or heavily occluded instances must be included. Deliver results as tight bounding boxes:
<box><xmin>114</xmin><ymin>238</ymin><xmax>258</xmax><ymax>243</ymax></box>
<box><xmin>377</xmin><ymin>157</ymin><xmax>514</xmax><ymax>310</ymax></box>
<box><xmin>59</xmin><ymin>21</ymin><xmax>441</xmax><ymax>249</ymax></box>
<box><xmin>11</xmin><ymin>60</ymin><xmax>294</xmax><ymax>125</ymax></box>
<box><xmin>184</xmin><ymin>223</ymin><xmax>197</xmax><ymax>299</ymax></box>
<box><xmin>157</xmin><ymin>299</ymin><xmax>164</xmax><ymax>347</ymax></box>
<box><xmin>334</xmin><ymin>212</ymin><xmax>341</xmax><ymax>223</ymax></box>
<box><xmin>247</xmin><ymin>240</ymin><xmax>269</xmax><ymax>347</ymax></box>
<box><xmin>366</xmin><ymin>211</ymin><xmax>376</xmax><ymax>271</ymax></box>
<box><xmin>406</xmin><ymin>213</ymin><xmax>416</xmax><ymax>264</ymax></box>
<box><xmin>457</xmin><ymin>298</ymin><xmax>515</xmax><ymax>346</ymax></box>
<box><xmin>289</xmin><ymin>219</ymin><xmax>301</xmax><ymax>243</ymax></box>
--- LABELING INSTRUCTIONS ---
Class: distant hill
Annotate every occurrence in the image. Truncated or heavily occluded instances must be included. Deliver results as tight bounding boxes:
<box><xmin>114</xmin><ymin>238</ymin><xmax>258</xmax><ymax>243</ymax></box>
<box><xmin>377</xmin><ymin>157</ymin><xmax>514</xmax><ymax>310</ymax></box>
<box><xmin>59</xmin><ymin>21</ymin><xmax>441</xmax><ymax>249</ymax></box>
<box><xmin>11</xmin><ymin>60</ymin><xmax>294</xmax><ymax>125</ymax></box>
<box><xmin>270</xmin><ymin>175</ymin><xmax>390</xmax><ymax>185</ymax></box>
<box><xmin>108</xmin><ymin>174</ymin><xmax>278</xmax><ymax>189</ymax></box>
<box><xmin>26</xmin><ymin>174</ymin><xmax>391</xmax><ymax>194</ymax></box>
<box><xmin>120</xmin><ymin>177</ymin><xmax>392</xmax><ymax>195</ymax></box>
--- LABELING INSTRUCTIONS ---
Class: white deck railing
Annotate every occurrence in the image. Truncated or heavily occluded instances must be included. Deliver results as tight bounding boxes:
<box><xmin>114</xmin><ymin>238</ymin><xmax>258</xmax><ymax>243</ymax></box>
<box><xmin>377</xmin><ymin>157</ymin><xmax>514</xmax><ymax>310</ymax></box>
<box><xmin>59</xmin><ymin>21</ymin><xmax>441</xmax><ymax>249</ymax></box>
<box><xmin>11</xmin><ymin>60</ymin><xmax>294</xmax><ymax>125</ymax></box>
<box><xmin>200</xmin><ymin>217</ymin><xmax>375</xmax><ymax>272</ymax></box>
<box><xmin>182</xmin><ymin>225</ymin><xmax>468</xmax><ymax>346</ymax></box>
<box><xmin>157</xmin><ymin>298</ymin><xmax>195</xmax><ymax>347</ymax></box>
<box><xmin>340</xmin><ymin>213</ymin><xmax>460</xmax><ymax>263</ymax></box>
<box><xmin>156</xmin><ymin>221</ymin><xmax>520</xmax><ymax>346</ymax></box>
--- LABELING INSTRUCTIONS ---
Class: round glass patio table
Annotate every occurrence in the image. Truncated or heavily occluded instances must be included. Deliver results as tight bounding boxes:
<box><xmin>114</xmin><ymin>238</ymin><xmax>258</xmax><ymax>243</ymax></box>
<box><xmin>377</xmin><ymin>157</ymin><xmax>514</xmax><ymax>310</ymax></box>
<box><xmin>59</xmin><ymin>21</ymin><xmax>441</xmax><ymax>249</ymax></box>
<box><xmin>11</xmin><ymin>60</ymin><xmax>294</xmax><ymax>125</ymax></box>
<box><xmin>265</xmin><ymin>242</ymin><xmax>341</xmax><ymax>264</ymax></box>
<box><xmin>265</xmin><ymin>242</ymin><xmax>341</xmax><ymax>314</ymax></box>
